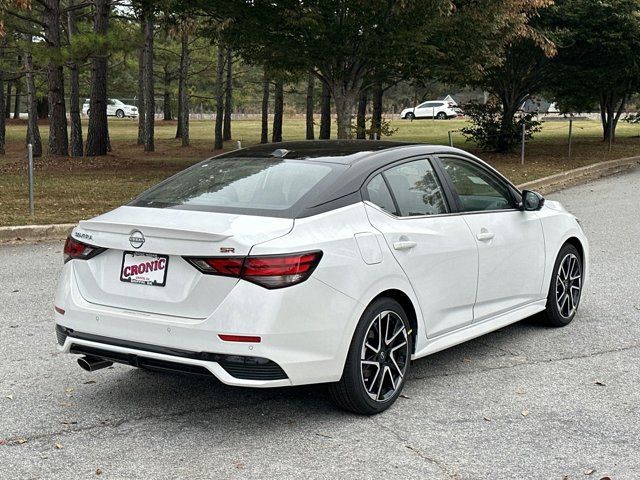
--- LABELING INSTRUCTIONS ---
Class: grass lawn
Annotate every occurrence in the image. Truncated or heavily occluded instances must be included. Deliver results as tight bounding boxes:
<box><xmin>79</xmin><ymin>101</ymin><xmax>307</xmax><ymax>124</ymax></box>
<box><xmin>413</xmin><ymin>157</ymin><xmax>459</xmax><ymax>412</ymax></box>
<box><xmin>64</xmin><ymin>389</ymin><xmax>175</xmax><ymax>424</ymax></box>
<box><xmin>1</xmin><ymin>117</ymin><xmax>639</xmax><ymax>226</ymax></box>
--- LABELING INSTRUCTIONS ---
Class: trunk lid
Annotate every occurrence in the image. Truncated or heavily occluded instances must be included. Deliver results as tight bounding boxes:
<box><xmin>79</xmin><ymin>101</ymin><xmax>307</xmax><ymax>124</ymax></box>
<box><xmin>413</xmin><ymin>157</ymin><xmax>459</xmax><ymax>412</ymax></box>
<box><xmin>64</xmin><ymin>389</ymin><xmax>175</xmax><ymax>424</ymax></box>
<box><xmin>72</xmin><ymin>206</ymin><xmax>293</xmax><ymax>319</ymax></box>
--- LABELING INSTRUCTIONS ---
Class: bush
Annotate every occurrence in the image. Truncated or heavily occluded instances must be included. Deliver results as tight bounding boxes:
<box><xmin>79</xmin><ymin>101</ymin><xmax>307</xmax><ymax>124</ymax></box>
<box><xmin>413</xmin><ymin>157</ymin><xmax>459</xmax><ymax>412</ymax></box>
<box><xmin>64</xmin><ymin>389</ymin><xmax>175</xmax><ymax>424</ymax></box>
<box><xmin>460</xmin><ymin>101</ymin><xmax>541</xmax><ymax>152</ymax></box>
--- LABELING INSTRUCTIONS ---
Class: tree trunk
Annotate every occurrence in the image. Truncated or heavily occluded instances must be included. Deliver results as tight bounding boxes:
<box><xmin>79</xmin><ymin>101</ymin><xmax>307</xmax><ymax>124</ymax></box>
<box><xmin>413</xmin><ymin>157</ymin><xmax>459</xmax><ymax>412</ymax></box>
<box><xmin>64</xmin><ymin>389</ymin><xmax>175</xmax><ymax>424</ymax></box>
<box><xmin>213</xmin><ymin>45</ymin><xmax>224</xmax><ymax>150</ymax></box>
<box><xmin>0</xmin><ymin>76</ymin><xmax>5</xmax><ymax>154</ymax></box>
<box><xmin>223</xmin><ymin>48</ymin><xmax>232</xmax><ymax>141</ymax></box>
<box><xmin>85</xmin><ymin>0</ymin><xmax>109</xmax><ymax>157</ymax></box>
<box><xmin>24</xmin><ymin>44</ymin><xmax>42</xmax><ymax>157</ymax></box>
<box><xmin>43</xmin><ymin>0</ymin><xmax>68</xmax><ymax>156</ymax></box>
<box><xmin>13</xmin><ymin>73</ymin><xmax>21</xmax><ymax>119</ymax></box>
<box><xmin>260</xmin><ymin>68</ymin><xmax>269</xmax><ymax>144</ymax></box>
<box><xmin>137</xmin><ymin>37</ymin><xmax>145</xmax><ymax>145</ymax></box>
<box><xmin>370</xmin><ymin>82</ymin><xmax>383</xmax><ymax>140</ymax></box>
<box><xmin>272</xmin><ymin>79</ymin><xmax>283</xmax><ymax>143</ymax></box>
<box><xmin>178</xmin><ymin>29</ymin><xmax>189</xmax><ymax>147</ymax></box>
<box><xmin>319</xmin><ymin>80</ymin><xmax>331</xmax><ymax>140</ymax></box>
<box><xmin>305</xmin><ymin>72</ymin><xmax>314</xmax><ymax>140</ymax></box>
<box><xmin>143</xmin><ymin>8</ymin><xmax>155</xmax><ymax>152</ymax></box>
<box><xmin>496</xmin><ymin>91</ymin><xmax>523</xmax><ymax>153</ymax></box>
<box><xmin>331</xmin><ymin>88</ymin><xmax>357</xmax><ymax>139</ymax></box>
<box><xmin>4</xmin><ymin>82</ymin><xmax>10</xmax><ymax>119</ymax></box>
<box><xmin>356</xmin><ymin>90</ymin><xmax>367</xmax><ymax>139</ymax></box>
<box><xmin>600</xmin><ymin>93</ymin><xmax>626</xmax><ymax>143</ymax></box>
<box><xmin>67</xmin><ymin>4</ymin><xmax>83</xmax><ymax>157</ymax></box>
<box><xmin>163</xmin><ymin>67</ymin><xmax>172</xmax><ymax>121</ymax></box>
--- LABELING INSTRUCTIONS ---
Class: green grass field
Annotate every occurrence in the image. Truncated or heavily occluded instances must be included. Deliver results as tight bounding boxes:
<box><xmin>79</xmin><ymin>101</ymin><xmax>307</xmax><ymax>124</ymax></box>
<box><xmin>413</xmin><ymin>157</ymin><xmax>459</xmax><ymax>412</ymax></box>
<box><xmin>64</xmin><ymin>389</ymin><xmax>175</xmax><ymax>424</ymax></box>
<box><xmin>1</xmin><ymin>117</ymin><xmax>639</xmax><ymax>226</ymax></box>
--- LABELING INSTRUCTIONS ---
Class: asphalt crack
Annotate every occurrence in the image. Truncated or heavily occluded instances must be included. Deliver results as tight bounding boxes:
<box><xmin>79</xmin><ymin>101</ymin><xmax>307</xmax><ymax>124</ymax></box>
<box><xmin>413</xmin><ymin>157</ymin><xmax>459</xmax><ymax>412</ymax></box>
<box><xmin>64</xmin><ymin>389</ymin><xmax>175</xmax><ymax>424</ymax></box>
<box><xmin>370</xmin><ymin>416</ymin><xmax>460</xmax><ymax>479</ymax></box>
<box><xmin>2</xmin><ymin>392</ymin><xmax>286</xmax><ymax>447</ymax></box>
<box><xmin>409</xmin><ymin>342</ymin><xmax>640</xmax><ymax>382</ymax></box>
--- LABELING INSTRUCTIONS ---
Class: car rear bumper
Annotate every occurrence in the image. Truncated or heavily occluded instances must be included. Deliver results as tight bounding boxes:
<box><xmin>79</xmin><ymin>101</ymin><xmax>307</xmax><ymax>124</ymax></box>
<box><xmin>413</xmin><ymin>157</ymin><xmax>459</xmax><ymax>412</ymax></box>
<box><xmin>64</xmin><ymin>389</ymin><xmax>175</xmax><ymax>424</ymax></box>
<box><xmin>54</xmin><ymin>262</ymin><xmax>364</xmax><ymax>388</ymax></box>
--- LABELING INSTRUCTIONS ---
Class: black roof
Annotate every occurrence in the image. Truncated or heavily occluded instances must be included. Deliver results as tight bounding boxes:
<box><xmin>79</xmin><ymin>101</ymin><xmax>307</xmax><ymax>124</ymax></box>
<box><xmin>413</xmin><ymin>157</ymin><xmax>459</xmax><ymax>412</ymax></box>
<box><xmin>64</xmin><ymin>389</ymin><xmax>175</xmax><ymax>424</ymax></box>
<box><xmin>218</xmin><ymin>140</ymin><xmax>415</xmax><ymax>164</ymax></box>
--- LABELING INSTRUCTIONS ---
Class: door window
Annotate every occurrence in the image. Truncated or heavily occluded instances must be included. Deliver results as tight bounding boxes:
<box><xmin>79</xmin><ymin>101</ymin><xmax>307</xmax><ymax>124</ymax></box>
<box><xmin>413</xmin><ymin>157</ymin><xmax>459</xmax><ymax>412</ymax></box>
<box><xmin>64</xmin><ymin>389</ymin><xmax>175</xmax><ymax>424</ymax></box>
<box><xmin>439</xmin><ymin>157</ymin><xmax>514</xmax><ymax>212</ymax></box>
<box><xmin>366</xmin><ymin>174</ymin><xmax>397</xmax><ymax>215</ymax></box>
<box><xmin>383</xmin><ymin>159</ymin><xmax>448</xmax><ymax>216</ymax></box>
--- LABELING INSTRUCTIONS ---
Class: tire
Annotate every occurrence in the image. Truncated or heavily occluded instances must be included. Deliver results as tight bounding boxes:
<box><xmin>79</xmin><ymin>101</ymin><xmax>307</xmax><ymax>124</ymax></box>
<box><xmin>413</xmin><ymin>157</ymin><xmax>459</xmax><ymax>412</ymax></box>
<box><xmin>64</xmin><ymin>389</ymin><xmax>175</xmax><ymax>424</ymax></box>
<box><xmin>405</xmin><ymin>112</ymin><xmax>415</xmax><ymax>120</ymax></box>
<box><xmin>328</xmin><ymin>297</ymin><xmax>412</xmax><ymax>415</ymax></box>
<box><xmin>116</xmin><ymin>109</ymin><xmax>125</xmax><ymax>118</ymax></box>
<box><xmin>436</xmin><ymin>111</ymin><xmax>447</xmax><ymax>120</ymax></box>
<box><xmin>540</xmin><ymin>243</ymin><xmax>583</xmax><ymax>327</ymax></box>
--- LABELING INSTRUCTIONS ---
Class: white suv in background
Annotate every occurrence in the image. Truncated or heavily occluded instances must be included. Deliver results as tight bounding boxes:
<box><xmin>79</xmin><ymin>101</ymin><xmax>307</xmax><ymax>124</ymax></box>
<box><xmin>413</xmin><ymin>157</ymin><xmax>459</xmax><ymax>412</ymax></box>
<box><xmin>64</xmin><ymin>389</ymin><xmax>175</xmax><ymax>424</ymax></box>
<box><xmin>401</xmin><ymin>101</ymin><xmax>459</xmax><ymax>120</ymax></box>
<box><xmin>82</xmin><ymin>99</ymin><xmax>138</xmax><ymax>118</ymax></box>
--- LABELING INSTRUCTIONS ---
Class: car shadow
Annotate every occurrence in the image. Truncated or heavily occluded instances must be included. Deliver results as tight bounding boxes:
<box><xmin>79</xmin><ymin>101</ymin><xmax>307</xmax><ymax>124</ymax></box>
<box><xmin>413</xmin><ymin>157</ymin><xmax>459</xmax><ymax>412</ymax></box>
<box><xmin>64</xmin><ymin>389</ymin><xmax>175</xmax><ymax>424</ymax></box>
<box><xmin>76</xmin><ymin>316</ymin><xmax>545</xmax><ymax>421</ymax></box>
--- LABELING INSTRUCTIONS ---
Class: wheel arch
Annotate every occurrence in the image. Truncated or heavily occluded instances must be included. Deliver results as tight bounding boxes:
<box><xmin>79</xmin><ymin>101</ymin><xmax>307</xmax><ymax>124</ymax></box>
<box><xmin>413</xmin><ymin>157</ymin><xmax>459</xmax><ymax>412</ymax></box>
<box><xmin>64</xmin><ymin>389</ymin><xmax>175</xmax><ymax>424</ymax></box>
<box><xmin>369</xmin><ymin>288</ymin><xmax>418</xmax><ymax>353</ymax></box>
<box><xmin>563</xmin><ymin>236</ymin><xmax>584</xmax><ymax>264</ymax></box>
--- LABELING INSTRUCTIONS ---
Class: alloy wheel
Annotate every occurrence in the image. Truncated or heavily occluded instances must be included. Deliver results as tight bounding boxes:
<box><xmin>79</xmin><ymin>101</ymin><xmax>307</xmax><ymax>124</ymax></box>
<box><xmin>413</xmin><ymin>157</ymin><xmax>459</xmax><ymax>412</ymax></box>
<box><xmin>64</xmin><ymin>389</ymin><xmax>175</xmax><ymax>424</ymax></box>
<box><xmin>360</xmin><ymin>310</ymin><xmax>409</xmax><ymax>402</ymax></box>
<box><xmin>555</xmin><ymin>253</ymin><xmax>582</xmax><ymax>319</ymax></box>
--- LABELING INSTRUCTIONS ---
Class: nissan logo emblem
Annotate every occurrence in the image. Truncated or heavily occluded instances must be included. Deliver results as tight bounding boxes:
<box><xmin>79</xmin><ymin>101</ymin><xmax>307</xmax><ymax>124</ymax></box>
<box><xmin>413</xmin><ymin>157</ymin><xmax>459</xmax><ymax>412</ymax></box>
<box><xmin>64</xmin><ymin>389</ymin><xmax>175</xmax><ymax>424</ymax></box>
<box><xmin>129</xmin><ymin>230</ymin><xmax>145</xmax><ymax>249</ymax></box>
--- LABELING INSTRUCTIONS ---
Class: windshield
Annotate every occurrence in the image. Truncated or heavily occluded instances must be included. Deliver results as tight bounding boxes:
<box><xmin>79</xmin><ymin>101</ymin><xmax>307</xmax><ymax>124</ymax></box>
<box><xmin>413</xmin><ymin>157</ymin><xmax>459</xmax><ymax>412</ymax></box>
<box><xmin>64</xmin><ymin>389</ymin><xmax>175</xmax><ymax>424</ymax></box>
<box><xmin>130</xmin><ymin>158</ymin><xmax>344</xmax><ymax>217</ymax></box>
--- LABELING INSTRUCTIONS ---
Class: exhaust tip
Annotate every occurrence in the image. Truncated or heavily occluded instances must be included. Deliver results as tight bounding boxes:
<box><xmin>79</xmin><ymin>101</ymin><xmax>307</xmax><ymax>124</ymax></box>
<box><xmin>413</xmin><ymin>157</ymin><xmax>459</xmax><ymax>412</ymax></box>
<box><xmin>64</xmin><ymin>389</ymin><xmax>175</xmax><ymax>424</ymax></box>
<box><xmin>77</xmin><ymin>355</ymin><xmax>113</xmax><ymax>372</ymax></box>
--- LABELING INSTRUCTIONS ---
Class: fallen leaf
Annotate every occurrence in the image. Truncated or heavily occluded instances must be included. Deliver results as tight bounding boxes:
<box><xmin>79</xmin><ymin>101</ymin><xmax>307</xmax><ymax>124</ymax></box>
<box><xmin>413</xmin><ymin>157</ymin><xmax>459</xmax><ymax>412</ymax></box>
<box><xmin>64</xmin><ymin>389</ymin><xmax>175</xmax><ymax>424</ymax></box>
<box><xmin>594</xmin><ymin>381</ymin><xmax>606</xmax><ymax>387</ymax></box>
<box><xmin>483</xmin><ymin>416</ymin><xmax>491</xmax><ymax>422</ymax></box>
<box><xmin>54</xmin><ymin>443</ymin><xmax>63</xmax><ymax>449</ymax></box>
<box><xmin>599</xmin><ymin>477</ymin><xmax>612</xmax><ymax>480</ymax></box>
<box><xmin>61</xmin><ymin>420</ymin><xmax>78</xmax><ymax>425</ymax></box>
<box><xmin>399</xmin><ymin>394</ymin><xmax>411</xmax><ymax>399</ymax></box>
<box><xmin>83</xmin><ymin>380</ymin><xmax>96</xmax><ymax>385</ymax></box>
<box><xmin>584</xmin><ymin>469</ymin><xmax>595</xmax><ymax>475</ymax></box>
<box><xmin>0</xmin><ymin>439</ymin><xmax>7</xmax><ymax>446</ymax></box>
<box><xmin>515</xmin><ymin>389</ymin><xmax>526</xmax><ymax>395</ymax></box>
<box><xmin>233</xmin><ymin>461</ymin><xmax>245</xmax><ymax>470</ymax></box>
<box><xmin>18</xmin><ymin>438</ymin><xmax>28</xmax><ymax>444</ymax></box>
<box><xmin>562</xmin><ymin>476</ymin><xmax>570</xmax><ymax>480</ymax></box>
<box><xmin>5</xmin><ymin>395</ymin><xmax>13</xmax><ymax>400</ymax></box>
<box><xmin>96</xmin><ymin>468</ymin><xmax>103</xmax><ymax>476</ymax></box>
<box><xmin>521</xmin><ymin>409</ymin><xmax>529</xmax><ymax>417</ymax></box>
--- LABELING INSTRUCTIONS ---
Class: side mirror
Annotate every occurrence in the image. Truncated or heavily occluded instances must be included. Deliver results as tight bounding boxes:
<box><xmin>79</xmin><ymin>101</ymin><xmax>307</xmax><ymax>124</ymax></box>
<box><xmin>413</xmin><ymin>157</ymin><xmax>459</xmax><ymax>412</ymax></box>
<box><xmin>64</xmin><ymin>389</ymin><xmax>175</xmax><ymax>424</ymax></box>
<box><xmin>521</xmin><ymin>190</ymin><xmax>545</xmax><ymax>211</ymax></box>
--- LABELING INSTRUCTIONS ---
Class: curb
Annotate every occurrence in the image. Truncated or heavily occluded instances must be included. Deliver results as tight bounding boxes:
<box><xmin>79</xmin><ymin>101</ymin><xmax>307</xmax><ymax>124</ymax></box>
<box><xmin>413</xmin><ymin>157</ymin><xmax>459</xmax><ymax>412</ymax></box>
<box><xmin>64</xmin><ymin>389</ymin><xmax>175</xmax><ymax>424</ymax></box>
<box><xmin>0</xmin><ymin>223</ymin><xmax>75</xmax><ymax>244</ymax></box>
<box><xmin>517</xmin><ymin>155</ymin><xmax>640</xmax><ymax>195</ymax></box>
<box><xmin>1</xmin><ymin>156</ymin><xmax>638</xmax><ymax>244</ymax></box>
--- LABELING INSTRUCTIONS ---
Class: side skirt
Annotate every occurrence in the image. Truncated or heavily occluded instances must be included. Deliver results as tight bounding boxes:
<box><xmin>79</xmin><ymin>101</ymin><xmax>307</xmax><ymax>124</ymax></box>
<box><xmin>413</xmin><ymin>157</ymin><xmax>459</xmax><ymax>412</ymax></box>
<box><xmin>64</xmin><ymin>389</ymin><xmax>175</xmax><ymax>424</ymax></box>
<box><xmin>411</xmin><ymin>299</ymin><xmax>546</xmax><ymax>360</ymax></box>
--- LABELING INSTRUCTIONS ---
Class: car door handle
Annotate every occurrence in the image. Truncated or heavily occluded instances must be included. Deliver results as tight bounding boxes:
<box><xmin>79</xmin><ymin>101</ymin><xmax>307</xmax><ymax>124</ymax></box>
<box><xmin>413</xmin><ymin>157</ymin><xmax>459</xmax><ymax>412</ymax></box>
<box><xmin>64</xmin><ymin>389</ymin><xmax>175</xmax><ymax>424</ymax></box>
<box><xmin>476</xmin><ymin>231</ymin><xmax>495</xmax><ymax>241</ymax></box>
<box><xmin>393</xmin><ymin>240</ymin><xmax>417</xmax><ymax>251</ymax></box>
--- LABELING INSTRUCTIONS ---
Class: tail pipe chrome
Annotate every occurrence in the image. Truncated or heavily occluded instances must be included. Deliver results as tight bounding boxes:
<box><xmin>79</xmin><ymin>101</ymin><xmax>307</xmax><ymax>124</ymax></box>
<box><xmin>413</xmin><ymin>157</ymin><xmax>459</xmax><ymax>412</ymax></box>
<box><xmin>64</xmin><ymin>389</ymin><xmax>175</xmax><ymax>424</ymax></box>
<box><xmin>77</xmin><ymin>355</ymin><xmax>113</xmax><ymax>372</ymax></box>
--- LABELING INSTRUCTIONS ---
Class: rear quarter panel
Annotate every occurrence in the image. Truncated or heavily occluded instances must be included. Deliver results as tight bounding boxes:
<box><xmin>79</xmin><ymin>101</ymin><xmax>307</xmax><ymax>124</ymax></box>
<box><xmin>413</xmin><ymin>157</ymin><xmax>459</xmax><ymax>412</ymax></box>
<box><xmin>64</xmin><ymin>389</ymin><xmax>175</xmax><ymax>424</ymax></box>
<box><xmin>250</xmin><ymin>203</ymin><xmax>427</xmax><ymax>356</ymax></box>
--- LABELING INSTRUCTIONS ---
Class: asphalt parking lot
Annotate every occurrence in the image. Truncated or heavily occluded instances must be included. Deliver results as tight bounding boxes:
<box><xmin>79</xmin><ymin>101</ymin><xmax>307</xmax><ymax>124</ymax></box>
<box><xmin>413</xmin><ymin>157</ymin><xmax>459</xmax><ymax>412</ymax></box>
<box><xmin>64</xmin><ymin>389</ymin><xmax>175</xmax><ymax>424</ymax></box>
<box><xmin>1</xmin><ymin>168</ymin><xmax>639</xmax><ymax>480</ymax></box>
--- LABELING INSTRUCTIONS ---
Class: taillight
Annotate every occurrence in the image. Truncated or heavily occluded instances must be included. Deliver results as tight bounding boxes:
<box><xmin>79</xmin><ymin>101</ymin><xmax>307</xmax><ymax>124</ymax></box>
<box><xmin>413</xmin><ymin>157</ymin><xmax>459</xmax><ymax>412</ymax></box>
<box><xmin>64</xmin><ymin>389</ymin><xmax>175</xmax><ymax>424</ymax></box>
<box><xmin>185</xmin><ymin>251</ymin><xmax>323</xmax><ymax>289</ymax></box>
<box><xmin>63</xmin><ymin>236</ymin><xmax>106</xmax><ymax>263</ymax></box>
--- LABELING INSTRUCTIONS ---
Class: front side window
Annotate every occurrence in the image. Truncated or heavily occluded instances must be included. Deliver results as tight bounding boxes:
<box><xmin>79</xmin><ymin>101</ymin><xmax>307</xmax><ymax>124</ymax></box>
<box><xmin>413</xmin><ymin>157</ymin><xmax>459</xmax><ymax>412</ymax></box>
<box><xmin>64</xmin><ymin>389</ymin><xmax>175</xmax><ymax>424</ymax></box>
<box><xmin>383</xmin><ymin>159</ymin><xmax>448</xmax><ymax>217</ymax></box>
<box><xmin>439</xmin><ymin>157</ymin><xmax>514</xmax><ymax>212</ymax></box>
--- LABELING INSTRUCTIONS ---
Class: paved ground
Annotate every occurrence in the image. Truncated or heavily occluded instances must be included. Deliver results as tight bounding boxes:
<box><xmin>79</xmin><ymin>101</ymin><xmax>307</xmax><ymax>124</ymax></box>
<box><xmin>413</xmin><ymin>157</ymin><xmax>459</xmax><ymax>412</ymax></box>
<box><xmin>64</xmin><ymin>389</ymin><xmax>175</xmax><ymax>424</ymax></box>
<box><xmin>1</xmin><ymin>169</ymin><xmax>639</xmax><ymax>480</ymax></box>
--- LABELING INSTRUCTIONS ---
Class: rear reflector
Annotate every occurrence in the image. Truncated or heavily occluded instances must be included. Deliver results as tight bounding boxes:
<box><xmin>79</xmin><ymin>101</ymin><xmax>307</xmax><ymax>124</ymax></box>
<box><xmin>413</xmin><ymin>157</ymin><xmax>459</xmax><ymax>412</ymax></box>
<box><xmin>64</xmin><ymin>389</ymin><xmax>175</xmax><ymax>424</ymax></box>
<box><xmin>185</xmin><ymin>251</ymin><xmax>322</xmax><ymax>289</ymax></box>
<box><xmin>54</xmin><ymin>306</ymin><xmax>65</xmax><ymax>315</ymax></box>
<box><xmin>218</xmin><ymin>334</ymin><xmax>262</xmax><ymax>343</ymax></box>
<box><xmin>63</xmin><ymin>236</ymin><xmax>106</xmax><ymax>263</ymax></box>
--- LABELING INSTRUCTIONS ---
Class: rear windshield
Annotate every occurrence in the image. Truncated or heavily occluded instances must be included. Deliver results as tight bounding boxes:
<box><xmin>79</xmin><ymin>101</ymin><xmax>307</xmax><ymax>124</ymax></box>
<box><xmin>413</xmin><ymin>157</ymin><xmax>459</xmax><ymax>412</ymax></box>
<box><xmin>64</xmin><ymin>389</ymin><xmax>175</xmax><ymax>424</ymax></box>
<box><xmin>130</xmin><ymin>158</ymin><xmax>345</xmax><ymax>217</ymax></box>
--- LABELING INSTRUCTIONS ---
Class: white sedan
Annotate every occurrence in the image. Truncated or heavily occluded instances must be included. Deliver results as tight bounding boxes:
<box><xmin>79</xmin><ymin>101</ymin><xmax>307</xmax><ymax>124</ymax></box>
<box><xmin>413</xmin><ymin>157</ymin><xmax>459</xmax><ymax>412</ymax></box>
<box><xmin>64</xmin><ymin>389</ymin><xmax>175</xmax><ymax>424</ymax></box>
<box><xmin>82</xmin><ymin>98</ymin><xmax>138</xmax><ymax>118</ymax></box>
<box><xmin>401</xmin><ymin>100</ymin><xmax>460</xmax><ymax>120</ymax></box>
<box><xmin>54</xmin><ymin>141</ymin><xmax>588</xmax><ymax>415</ymax></box>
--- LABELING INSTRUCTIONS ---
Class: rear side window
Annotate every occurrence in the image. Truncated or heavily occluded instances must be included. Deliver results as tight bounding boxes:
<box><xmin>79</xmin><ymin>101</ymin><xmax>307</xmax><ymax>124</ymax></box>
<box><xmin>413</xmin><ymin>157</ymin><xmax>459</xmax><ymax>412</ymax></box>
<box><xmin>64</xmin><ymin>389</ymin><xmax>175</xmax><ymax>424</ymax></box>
<box><xmin>383</xmin><ymin>159</ymin><xmax>448</xmax><ymax>217</ymax></box>
<box><xmin>131</xmin><ymin>158</ymin><xmax>338</xmax><ymax>213</ymax></box>
<box><xmin>366</xmin><ymin>174</ymin><xmax>397</xmax><ymax>214</ymax></box>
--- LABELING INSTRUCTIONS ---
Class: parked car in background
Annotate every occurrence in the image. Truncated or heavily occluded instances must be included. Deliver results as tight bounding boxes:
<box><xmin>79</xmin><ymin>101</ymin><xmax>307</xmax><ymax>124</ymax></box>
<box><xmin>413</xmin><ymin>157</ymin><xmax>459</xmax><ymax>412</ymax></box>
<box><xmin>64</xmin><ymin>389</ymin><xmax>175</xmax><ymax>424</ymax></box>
<box><xmin>82</xmin><ymin>99</ymin><xmax>138</xmax><ymax>118</ymax></box>
<box><xmin>401</xmin><ymin>100</ymin><xmax>460</xmax><ymax>120</ymax></box>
